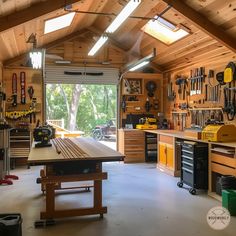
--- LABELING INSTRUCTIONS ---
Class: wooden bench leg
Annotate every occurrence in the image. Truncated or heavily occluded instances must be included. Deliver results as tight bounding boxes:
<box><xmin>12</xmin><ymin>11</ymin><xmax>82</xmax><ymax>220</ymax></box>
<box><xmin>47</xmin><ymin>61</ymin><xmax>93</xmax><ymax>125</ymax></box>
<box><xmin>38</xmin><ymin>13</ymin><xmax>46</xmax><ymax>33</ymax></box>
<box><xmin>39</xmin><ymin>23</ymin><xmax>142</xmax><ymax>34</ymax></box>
<box><xmin>40</xmin><ymin>183</ymin><xmax>55</xmax><ymax>219</ymax></box>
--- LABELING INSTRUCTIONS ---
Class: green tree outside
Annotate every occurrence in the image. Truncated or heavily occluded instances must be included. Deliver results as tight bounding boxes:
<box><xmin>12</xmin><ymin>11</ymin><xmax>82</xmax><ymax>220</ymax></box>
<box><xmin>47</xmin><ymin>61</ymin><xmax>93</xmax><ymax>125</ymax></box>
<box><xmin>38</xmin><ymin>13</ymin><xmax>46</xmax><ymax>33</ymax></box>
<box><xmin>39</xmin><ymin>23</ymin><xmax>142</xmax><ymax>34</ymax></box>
<box><xmin>46</xmin><ymin>84</ymin><xmax>117</xmax><ymax>136</ymax></box>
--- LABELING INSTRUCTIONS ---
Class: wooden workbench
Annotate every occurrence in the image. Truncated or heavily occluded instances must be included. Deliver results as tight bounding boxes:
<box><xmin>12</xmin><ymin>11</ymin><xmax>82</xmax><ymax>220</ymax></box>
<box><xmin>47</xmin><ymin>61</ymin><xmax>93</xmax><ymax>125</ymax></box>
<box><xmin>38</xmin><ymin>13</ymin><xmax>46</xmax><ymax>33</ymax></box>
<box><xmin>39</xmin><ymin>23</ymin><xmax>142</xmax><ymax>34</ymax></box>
<box><xmin>28</xmin><ymin>137</ymin><xmax>124</xmax><ymax>222</ymax></box>
<box><xmin>144</xmin><ymin>129</ymin><xmax>236</xmax><ymax>201</ymax></box>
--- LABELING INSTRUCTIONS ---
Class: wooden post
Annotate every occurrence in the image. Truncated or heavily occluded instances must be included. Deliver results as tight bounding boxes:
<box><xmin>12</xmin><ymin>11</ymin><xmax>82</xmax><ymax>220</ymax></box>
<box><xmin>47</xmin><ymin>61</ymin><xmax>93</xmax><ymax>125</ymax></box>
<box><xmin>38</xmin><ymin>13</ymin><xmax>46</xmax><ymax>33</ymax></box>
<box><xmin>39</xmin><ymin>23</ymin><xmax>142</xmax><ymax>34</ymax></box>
<box><xmin>94</xmin><ymin>162</ymin><xmax>102</xmax><ymax>209</ymax></box>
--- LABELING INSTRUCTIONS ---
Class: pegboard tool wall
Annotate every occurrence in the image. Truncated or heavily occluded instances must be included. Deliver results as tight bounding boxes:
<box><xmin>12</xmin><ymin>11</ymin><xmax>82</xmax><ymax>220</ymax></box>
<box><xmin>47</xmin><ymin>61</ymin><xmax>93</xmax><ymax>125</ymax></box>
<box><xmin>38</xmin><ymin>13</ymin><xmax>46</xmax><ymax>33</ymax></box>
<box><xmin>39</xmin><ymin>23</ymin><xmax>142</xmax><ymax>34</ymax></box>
<box><xmin>163</xmin><ymin>60</ymin><xmax>236</xmax><ymax>130</ymax></box>
<box><xmin>3</xmin><ymin>67</ymin><xmax>43</xmax><ymax>129</ymax></box>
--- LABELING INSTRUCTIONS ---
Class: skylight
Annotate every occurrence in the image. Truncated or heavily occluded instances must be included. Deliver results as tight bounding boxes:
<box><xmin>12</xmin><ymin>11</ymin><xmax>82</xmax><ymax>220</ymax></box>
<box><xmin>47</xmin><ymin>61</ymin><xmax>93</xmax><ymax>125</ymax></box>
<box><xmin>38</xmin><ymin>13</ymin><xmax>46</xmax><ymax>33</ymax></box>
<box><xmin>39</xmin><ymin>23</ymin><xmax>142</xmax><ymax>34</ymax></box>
<box><xmin>142</xmin><ymin>16</ymin><xmax>190</xmax><ymax>45</ymax></box>
<box><xmin>44</xmin><ymin>12</ymin><xmax>75</xmax><ymax>34</ymax></box>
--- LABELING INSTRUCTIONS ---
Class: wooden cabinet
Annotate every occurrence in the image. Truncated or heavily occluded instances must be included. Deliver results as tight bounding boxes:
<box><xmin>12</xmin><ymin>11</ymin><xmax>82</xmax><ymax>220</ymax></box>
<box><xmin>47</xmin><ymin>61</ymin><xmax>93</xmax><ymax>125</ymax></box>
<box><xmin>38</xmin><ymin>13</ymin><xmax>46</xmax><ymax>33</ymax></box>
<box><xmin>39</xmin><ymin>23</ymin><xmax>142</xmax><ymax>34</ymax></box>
<box><xmin>159</xmin><ymin>142</ymin><xmax>166</xmax><ymax>165</ymax></box>
<box><xmin>166</xmin><ymin>145</ymin><xmax>174</xmax><ymax>168</ymax></box>
<box><xmin>158</xmin><ymin>142</ymin><xmax>174</xmax><ymax>169</ymax></box>
<box><xmin>208</xmin><ymin>143</ymin><xmax>236</xmax><ymax>201</ymax></box>
<box><xmin>118</xmin><ymin>129</ymin><xmax>145</xmax><ymax>163</ymax></box>
<box><xmin>157</xmin><ymin>134</ymin><xmax>179</xmax><ymax>176</ymax></box>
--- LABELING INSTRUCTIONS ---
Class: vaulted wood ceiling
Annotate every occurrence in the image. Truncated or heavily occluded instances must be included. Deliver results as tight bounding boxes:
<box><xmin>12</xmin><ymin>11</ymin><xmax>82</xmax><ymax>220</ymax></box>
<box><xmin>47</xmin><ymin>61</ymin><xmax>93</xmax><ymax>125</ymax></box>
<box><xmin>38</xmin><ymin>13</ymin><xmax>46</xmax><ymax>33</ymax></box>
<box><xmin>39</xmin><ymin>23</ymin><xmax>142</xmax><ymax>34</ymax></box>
<box><xmin>0</xmin><ymin>0</ymin><xmax>236</xmax><ymax>72</ymax></box>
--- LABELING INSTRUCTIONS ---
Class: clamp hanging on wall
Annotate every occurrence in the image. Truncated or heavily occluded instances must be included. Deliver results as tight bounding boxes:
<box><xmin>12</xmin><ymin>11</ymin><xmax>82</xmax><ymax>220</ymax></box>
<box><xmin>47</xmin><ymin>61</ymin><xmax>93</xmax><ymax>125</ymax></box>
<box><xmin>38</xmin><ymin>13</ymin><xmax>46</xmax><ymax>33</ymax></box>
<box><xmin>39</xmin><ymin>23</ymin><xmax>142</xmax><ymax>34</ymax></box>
<box><xmin>20</xmin><ymin>72</ymin><xmax>26</xmax><ymax>104</ymax></box>
<box><xmin>11</xmin><ymin>73</ymin><xmax>17</xmax><ymax>107</ymax></box>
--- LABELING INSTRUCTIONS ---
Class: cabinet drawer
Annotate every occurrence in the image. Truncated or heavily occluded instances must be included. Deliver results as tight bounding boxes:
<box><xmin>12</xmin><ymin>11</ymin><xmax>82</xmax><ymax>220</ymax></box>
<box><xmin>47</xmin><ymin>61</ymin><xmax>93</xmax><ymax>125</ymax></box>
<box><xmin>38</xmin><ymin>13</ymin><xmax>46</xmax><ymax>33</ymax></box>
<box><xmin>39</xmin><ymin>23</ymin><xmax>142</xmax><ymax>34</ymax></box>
<box><xmin>211</xmin><ymin>162</ymin><xmax>236</xmax><ymax>176</ymax></box>
<box><xmin>211</xmin><ymin>152</ymin><xmax>236</xmax><ymax>168</ymax></box>
<box><xmin>159</xmin><ymin>135</ymin><xmax>173</xmax><ymax>145</ymax></box>
<box><xmin>182</xmin><ymin>150</ymin><xmax>194</xmax><ymax>157</ymax></box>
<box><xmin>147</xmin><ymin>143</ymin><xmax>157</xmax><ymax>150</ymax></box>
<box><xmin>182</xmin><ymin>161</ymin><xmax>194</xmax><ymax>170</ymax></box>
<box><xmin>124</xmin><ymin>151</ymin><xmax>145</xmax><ymax>163</ymax></box>
<box><xmin>124</xmin><ymin>145</ymin><xmax>144</xmax><ymax>152</ymax></box>
<box><xmin>182</xmin><ymin>154</ymin><xmax>193</xmax><ymax>164</ymax></box>
<box><xmin>125</xmin><ymin>139</ymin><xmax>144</xmax><ymax>146</ymax></box>
<box><xmin>182</xmin><ymin>143</ymin><xmax>195</xmax><ymax>151</ymax></box>
<box><xmin>124</xmin><ymin>131</ymin><xmax>144</xmax><ymax>138</ymax></box>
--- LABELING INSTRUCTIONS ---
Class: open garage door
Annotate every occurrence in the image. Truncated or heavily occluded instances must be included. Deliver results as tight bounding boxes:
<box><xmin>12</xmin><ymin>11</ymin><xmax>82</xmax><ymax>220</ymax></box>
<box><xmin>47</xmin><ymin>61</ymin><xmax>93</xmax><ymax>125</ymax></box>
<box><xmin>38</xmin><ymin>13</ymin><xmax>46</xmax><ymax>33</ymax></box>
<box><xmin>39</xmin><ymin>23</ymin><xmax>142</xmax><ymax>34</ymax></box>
<box><xmin>44</xmin><ymin>65</ymin><xmax>119</xmax><ymax>150</ymax></box>
<box><xmin>45</xmin><ymin>65</ymin><xmax>119</xmax><ymax>85</ymax></box>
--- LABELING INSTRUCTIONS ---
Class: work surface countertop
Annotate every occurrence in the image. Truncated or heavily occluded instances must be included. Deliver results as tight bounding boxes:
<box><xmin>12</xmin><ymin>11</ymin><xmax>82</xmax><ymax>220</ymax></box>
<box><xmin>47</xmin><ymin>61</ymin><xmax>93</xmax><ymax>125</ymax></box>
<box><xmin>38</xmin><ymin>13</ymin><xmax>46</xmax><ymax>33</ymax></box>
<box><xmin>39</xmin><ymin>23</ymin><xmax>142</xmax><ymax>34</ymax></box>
<box><xmin>119</xmin><ymin>128</ymin><xmax>236</xmax><ymax>147</ymax></box>
<box><xmin>144</xmin><ymin>129</ymin><xmax>236</xmax><ymax>148</ymax></box>
<box><xmin>28</xmin><ymin>137</ymin><xmax>124</xmax><ymax>165</ymax></box>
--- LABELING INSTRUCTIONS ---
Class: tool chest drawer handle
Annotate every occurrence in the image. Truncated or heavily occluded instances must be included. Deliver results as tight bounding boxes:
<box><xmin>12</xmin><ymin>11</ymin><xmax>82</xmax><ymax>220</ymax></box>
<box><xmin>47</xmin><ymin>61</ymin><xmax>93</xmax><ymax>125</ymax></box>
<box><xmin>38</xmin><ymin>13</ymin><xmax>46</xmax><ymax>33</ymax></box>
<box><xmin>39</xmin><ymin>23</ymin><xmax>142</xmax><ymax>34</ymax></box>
<box><xmin>182</xmin><ymin>161</ymin><xmax>193</xmax><ymax>166</ymax></box>
<box><xmin>182</xmin><ymin>155</ymin><xmax>193</xmax><ymax>160</ymax></box>
<box><xmin>182</xmin><ymin>167</ymin><xmax>193</xmax><ymax>174</ymax></box>
<box><xmin>182</xmin><ymin>150</ymin><xmax>193</xmax><ymax>154</ymax></box>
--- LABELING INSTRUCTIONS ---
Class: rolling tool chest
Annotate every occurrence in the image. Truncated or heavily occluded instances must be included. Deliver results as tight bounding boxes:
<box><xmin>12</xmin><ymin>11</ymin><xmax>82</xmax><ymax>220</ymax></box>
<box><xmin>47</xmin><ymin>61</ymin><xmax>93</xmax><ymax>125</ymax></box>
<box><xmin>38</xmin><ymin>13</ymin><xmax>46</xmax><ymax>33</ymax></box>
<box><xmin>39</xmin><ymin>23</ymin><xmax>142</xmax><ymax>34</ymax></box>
<box><xmin>177</xmin><ymin>141</ymin><xmax>208</xmax><ymax>195</ymax></box>
<box><xmin>145</xmin><ymin>132</ymin><xmax>157</xmax><ymax>162</ymax></box>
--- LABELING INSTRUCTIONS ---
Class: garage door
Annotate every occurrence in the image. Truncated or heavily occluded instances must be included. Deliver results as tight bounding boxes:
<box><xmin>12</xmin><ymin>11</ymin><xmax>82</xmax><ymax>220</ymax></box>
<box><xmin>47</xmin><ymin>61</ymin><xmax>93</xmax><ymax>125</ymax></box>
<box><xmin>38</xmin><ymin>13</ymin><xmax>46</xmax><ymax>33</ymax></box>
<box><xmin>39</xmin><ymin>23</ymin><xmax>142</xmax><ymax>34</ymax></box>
<box><xmin>45</xmin><ymin>65</ymin><xmax>119</xmax><ymax>85</ymax></box>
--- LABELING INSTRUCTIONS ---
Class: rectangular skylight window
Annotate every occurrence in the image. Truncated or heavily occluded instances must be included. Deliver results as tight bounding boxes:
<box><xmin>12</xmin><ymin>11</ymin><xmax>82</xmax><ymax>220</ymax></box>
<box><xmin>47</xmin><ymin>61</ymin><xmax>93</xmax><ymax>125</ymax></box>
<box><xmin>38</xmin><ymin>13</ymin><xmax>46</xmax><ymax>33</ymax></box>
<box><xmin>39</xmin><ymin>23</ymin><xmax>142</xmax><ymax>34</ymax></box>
<box><xmin>142</xmin><ymin>16</ymin><xmax>190</xmax><ymax>45</ymax></box>
<box><xmin>44</xmin><ymin>12</ymin><xmax>75</xmax><ymax>34</ymax></box>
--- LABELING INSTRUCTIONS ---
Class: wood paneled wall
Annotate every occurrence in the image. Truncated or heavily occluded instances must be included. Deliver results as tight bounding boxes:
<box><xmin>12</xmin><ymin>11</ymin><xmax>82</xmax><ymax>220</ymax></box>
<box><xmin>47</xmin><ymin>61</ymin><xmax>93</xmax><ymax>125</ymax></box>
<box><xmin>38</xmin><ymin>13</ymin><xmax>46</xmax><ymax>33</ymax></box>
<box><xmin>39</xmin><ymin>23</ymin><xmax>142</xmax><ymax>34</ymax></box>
<box><xmin>120</xmin><ymin>72</ymin><xmax>163</xmax><ymax>128</ymax></box>
<box><xmin>163</xmin><ymin>58</ymin><xmax>236</xmax><ymax>129</ymax></box>
<box><xmin>3</xmin><ymin>67</ymin><xmax>43</xmax><ymax>129</ymax></box>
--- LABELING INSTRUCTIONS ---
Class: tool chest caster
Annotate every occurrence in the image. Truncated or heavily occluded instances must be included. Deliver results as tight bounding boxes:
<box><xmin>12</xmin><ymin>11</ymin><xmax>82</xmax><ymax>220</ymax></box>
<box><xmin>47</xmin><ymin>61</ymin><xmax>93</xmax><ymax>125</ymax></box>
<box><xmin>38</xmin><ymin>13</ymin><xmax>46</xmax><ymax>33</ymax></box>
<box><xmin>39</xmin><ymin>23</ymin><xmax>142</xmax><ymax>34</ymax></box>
<box><xmin>177</xmin><ymin>181</ymin><xmax>183</xmax><ymax>188</ymax></box>
<box><xmin>189</xmin><ymin>188</ymin><xmax>196</xmax><ymax>195</ymax></box>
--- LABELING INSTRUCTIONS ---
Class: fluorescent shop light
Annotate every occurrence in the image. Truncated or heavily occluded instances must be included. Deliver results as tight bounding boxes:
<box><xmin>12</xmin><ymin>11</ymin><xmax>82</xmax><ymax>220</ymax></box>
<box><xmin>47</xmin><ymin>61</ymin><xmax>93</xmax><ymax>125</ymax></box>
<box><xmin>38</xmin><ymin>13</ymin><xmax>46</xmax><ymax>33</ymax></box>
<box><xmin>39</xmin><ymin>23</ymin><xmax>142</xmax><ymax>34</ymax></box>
<box><xmin>105</xmin><ymin>0</ymin><xmax>141</xmax><ymax>33</ymax></box>
<box><xmin>126</xmin><ymin>48</ymin><xmax>156</xmax><ymax>72</ymax></box>
<box><xmin>88</xmin><ymin>36</ymin><xmax>108</xmax><ymax>56</ymax></box>
<box><xmin>88</xmin><ymin>0</ymin><xmax>141</xmax><ymax>56</ymax></box>
<box><xmin>29</xmin><ymin>51</ymin><xmax>42</xmax><ymax>69</ymax></box>
<box><xmin>129</xmin><ymin>61</ymin><xmax>149</xmax><ymax>71</ymax></box>
<box><xmin>44</xmin><ymin>12</ymin><xmax>75</xmax><ymax>34</ymax></box>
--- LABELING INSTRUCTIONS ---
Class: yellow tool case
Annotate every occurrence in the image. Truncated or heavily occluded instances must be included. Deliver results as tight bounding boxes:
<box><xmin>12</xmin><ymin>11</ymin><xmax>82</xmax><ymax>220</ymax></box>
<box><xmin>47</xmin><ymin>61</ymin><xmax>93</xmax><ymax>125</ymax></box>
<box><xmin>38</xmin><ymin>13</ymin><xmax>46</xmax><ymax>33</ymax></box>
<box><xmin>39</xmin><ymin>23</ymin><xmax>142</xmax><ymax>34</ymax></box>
<box><xmin>201</xmin><ymin>124</ymin><xmax>236</xmax><ymax>142</ymax></box>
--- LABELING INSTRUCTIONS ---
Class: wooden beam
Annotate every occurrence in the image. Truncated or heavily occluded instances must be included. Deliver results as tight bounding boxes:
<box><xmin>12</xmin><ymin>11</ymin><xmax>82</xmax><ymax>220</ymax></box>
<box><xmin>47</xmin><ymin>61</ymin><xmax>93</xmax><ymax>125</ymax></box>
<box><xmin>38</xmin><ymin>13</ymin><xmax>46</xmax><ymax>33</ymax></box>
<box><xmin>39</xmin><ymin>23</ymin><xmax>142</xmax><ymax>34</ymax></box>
<box><xmin>150</xmin><ymin>62</ymin><xmax>164</xmax><ymax>73</ymax></box>
<box><xmin>0</xmin><ymin>0</ymin><xmax>81</xmax><ymax>33</ymax></box>
<box><xmin>3</xmin><ymin>29</ymin><xmax>88</xmax><ymax>66</ymax></box>
<box><xmin>162</xmin><ymin>0</ymin><xmax>236</xmax><ymax>53</ymax></box>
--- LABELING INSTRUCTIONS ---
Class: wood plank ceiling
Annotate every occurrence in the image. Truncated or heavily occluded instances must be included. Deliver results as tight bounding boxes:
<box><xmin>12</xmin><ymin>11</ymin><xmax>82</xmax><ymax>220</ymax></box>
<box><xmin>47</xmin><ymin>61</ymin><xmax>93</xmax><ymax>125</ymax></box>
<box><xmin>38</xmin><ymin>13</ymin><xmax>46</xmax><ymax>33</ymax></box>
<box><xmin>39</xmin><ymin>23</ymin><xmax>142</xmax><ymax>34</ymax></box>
<box><xmin>0</xmin><ymin>0</ymin><xmax>235</xmax><ymax>71</ymax></box>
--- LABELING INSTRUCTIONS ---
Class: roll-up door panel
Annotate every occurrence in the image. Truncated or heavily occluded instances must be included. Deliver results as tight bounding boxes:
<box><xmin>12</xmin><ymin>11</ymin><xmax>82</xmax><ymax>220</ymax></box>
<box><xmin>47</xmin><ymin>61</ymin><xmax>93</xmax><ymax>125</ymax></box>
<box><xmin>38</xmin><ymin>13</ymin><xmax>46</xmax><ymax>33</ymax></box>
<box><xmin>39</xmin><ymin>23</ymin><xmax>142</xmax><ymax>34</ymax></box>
<box><xmin>45</xmin><ymin>65</ymin><xmax>119</xmax><ymax>85</ymax></box>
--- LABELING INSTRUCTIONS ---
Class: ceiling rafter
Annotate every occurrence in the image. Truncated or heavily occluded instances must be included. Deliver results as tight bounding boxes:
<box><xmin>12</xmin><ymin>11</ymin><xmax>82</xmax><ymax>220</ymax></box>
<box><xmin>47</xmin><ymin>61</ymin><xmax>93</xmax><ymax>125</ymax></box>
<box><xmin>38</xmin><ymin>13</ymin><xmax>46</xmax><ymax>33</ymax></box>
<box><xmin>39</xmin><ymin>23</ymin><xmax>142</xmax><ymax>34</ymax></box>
<box><xmin>0</xmin><ymin>0</ymin><xmax>81</xmax><ymax>33</ymax></box>
<box><xmin>162</xmin><ymin>0</ymin><xmax>236</xmax><ymax>53</ymax></box>
<box><xmin>3</xmin><ymin>29</ymin><xmax>88</xmax><ymax>65</ymax></box>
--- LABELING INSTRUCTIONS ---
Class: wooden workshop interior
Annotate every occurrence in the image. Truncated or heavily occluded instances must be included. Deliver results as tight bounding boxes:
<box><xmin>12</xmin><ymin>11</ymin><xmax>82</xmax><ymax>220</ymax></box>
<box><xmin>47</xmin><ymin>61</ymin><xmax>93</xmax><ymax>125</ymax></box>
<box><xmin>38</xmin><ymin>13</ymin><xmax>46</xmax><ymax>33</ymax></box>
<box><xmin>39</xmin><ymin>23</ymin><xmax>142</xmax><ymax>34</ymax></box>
<box><xmin>0</xmin><ymin>0</ymin><xmax>236</xmax><ymax>235</ymax></box>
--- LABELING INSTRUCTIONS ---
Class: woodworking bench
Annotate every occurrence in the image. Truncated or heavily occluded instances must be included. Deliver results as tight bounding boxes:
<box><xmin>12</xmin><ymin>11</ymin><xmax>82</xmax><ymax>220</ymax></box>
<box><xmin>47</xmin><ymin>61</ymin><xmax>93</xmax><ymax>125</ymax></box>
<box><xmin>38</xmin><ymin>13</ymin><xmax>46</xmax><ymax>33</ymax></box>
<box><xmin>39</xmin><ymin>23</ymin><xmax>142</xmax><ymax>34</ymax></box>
<box><xmin>28</xmin><ymin>137</ymin><xmax>124</xmax><ymax>226</ymax></box>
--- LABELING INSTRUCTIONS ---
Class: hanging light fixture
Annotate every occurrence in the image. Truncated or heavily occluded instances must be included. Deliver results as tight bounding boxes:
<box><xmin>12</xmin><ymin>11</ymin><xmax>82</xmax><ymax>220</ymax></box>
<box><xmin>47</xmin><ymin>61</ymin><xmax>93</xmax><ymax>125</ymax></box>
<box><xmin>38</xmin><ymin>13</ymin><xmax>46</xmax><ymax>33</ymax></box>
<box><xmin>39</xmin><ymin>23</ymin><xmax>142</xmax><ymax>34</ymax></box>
<box><xmin>125</xmin><ymin>48</ymin><xmax>156</xmax><ymax>72</ymax></box>
<box><xmin>27</xmin><ymin>33</ymin><xmax>43</xmax><ymax>69</ymax></box>
<box><xmin>29</xmin><ymin>51</ymin><xmax>43</xmax><ymax>69</ymax></box>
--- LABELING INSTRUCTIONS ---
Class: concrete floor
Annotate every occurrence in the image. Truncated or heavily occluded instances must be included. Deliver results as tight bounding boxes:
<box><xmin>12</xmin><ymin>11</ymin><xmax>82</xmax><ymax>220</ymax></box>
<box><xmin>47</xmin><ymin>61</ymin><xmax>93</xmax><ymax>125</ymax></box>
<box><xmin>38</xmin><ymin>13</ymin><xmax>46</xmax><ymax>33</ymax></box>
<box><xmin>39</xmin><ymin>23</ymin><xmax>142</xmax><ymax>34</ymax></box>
<box><xmin>0</xmin><ymin>162</ymin><xmax>235</xmax><ymax>236</ymax></box>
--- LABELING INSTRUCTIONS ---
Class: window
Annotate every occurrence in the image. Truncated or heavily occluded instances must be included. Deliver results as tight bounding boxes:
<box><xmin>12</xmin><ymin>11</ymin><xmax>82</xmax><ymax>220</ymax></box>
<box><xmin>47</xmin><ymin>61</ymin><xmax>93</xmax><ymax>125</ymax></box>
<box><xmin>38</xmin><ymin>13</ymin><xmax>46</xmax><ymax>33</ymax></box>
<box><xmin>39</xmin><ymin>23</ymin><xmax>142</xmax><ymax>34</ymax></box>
<box><xmin>44</xmin><ymin>12</ymin><xmax>75</xmax><ymax>34</ymax></box>
<box><xmin>142</xmin><ymin>16</ymin><xmax>190</xmax><ymax>45</ymax></box>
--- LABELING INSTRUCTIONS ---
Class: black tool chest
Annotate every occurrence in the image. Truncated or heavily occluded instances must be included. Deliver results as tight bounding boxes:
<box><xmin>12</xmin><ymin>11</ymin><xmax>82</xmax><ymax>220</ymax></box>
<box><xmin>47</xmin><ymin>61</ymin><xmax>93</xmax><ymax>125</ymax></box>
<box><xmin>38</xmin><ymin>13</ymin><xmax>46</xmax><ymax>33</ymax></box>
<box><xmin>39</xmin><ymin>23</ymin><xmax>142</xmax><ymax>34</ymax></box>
<box><xmin>177</xmin><ymin>141</ymin><xmax>208</xmax><ymax>194</ymax></box>
<box><xmin>145</xmin><ymin>133</ymin><xmax>157</xmax><ymax>162</ymax></box>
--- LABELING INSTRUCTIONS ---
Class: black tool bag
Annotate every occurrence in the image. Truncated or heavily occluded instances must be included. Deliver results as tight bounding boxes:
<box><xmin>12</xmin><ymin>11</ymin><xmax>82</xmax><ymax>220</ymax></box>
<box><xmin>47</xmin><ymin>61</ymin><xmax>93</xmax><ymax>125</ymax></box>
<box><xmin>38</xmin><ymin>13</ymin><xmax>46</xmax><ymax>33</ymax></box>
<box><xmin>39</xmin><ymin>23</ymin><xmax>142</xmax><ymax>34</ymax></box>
<box><xmin>0</xmin><ymin>214</ymin><xmax>22</xmax><ymax>236</ymax></box>
<box><xmin>216</xmin><ymin>175</ymin><xmax>236</xmax><ymax>195</ymax></box>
